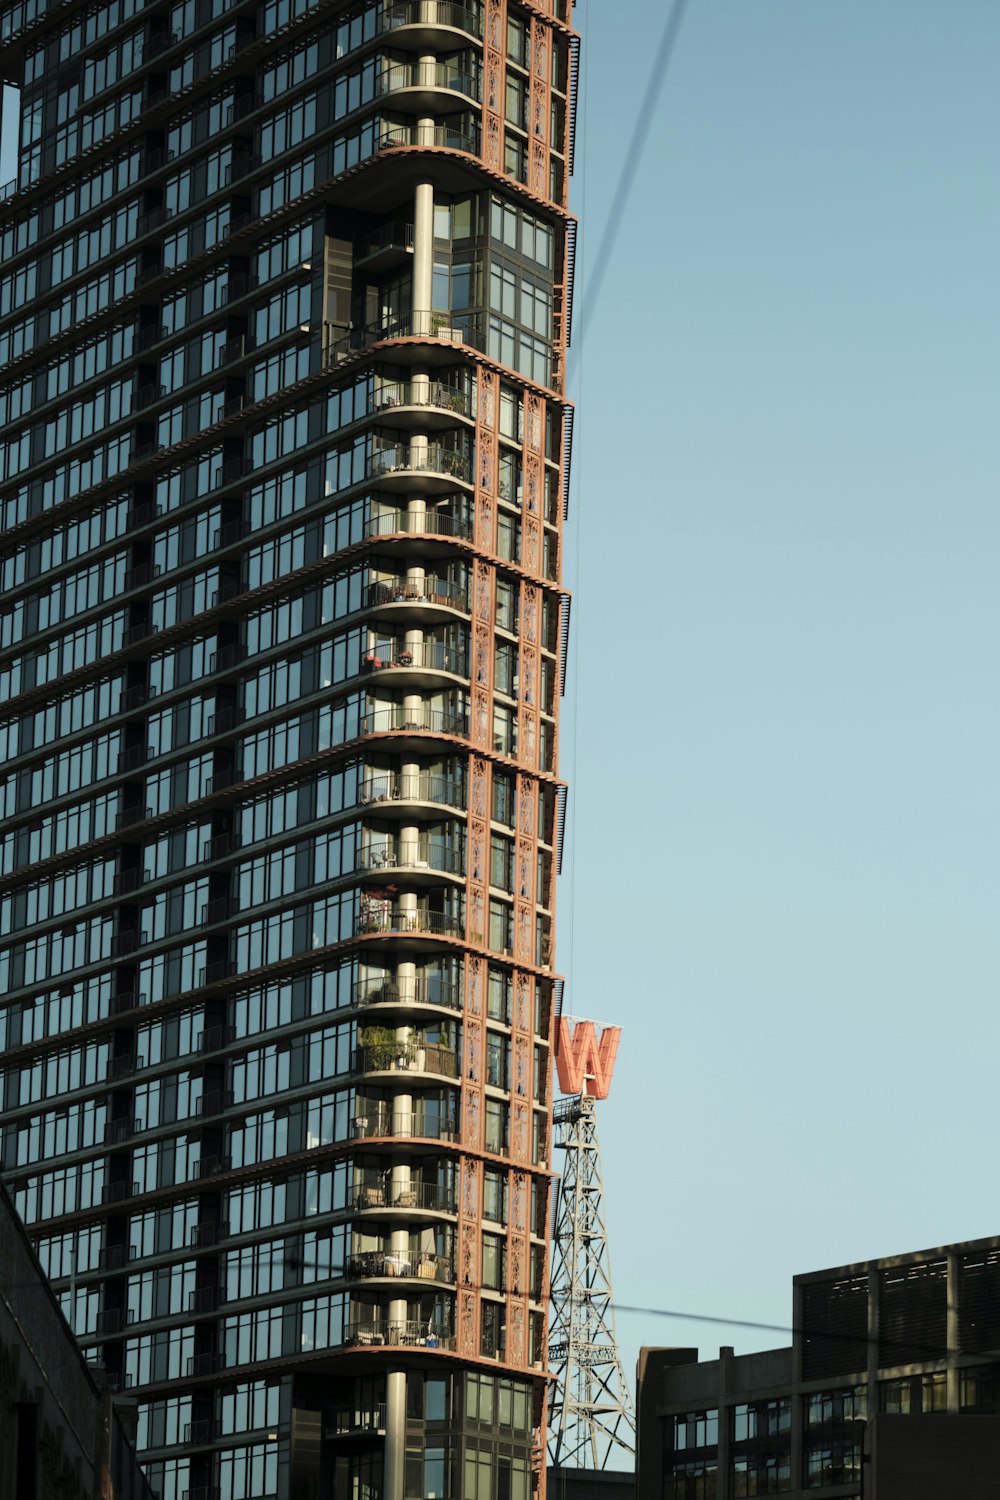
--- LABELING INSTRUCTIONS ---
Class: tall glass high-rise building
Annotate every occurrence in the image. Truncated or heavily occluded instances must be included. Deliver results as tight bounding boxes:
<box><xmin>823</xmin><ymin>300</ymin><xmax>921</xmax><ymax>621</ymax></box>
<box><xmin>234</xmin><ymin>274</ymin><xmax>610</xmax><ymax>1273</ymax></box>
<box><xmin>0</xmin><ymin>0</ymin><xmax>577</xmax><ymax>1495</ymax></box>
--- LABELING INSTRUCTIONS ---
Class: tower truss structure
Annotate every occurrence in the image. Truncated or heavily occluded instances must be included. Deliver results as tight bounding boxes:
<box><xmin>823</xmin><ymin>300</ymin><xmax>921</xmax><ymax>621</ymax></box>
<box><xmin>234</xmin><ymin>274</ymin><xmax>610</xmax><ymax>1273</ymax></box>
<box><xmin>548</xmin><ymin>1091</ymin><xmax>636</xmax><ymax>1470</ymax></box>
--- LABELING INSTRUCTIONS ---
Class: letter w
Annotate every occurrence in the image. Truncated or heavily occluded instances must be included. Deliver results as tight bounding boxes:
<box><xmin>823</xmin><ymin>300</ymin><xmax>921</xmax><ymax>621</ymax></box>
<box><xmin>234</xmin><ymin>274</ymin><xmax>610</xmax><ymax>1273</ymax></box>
<box><xmin>554</xmin><ymin>1020</ymin><xmax>621</xmax><ymax>1100</ymax></box>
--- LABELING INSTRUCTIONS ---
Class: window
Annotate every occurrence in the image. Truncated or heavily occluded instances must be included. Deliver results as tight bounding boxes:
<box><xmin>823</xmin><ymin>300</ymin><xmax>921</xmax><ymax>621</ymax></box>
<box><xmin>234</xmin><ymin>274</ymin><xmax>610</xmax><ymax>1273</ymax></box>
<box><xmin>805</xmin><ymin>1438</ymin><xmax>861</xmax><ymax>1488</ymax></box>
<box><xmin>671</xmin><ymin>1410</ymin><xmax>719</xmax><ymax>1451</ymax></box>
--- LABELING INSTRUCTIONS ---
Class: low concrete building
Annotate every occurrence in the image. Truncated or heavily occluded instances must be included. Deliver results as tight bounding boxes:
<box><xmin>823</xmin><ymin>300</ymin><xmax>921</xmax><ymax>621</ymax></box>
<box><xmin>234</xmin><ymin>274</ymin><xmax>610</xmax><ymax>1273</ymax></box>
<box><xmin>0</xmin><ymin>1181</ymin><xmax>152</xmax><ymax>1500</ymax></box>
<box><xmin>547</xmin><ymin>1465</ymin><xmax>635</xmax><ymax>1500</ymax></box>
<box><xmin>637</xmin><ymin>1235</ymin><xmax>1000</xmax><ymax>1497</ymax></box>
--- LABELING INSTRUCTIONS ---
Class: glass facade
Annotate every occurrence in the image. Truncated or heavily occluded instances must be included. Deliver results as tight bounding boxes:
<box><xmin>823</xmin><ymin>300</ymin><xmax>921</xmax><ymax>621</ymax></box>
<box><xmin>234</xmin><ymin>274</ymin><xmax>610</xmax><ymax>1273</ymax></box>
<box><xmin>0</xmin><ymin>0</ymin><xmax>576</xmax><ymax>1494</ymax></box>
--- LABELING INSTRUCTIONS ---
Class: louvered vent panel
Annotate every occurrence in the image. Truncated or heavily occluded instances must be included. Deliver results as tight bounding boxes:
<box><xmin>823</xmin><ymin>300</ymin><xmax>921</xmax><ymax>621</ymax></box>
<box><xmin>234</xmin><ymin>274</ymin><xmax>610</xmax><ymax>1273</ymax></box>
<box><xmin>878</xmin><ymin>1259</ymin><xmax>947</xmax><ymax>1368</ymax></box>
<box><xmin>801</xmin><ymin>1274</ymin><xmax>869</xmax><ymax>1380</ymax></box>
<box><xmin>958</xmin><ymin>1249</ymin><xmax>1000</xmax><ymax>1355</ymax></box>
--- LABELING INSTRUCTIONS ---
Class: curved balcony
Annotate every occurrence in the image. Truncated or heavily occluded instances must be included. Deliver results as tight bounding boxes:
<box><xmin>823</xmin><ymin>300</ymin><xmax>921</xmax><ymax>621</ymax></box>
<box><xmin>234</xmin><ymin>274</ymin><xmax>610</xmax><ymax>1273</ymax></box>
<box><xmin>354</xmin><ymin>973</ymin><xmax>464</xmax><ymax>1013</ymax></box>
<box><xmin>369</xmin><ymin>442</ymin><xmax>472</xmax><ymax>491</ymax></box>
<box><xmin>355</xmin><ymin>1039</ymin><xmax>459</xmax><ymax>1080</ymax></box>
<box><xmin>350</xmin><ymin>1107</ymin><xmax>458</xmax><ymax>1143</ymax></box>
<box><xmin>344</xmin><ymin>1319</ymin><xmax>455</xmax><ymax>1350</ymax></box>
<box><xmin>361</xmin><ymin>637</ymin><xmax>468</xmax><ymax>685</ymax></box>
<box><xmin>355</xmin><ymin>904</ymin><xmax>465</xmax><ymax>942</ymax></box>
<box><xmin>372</xmin><ymin>378</ymin><xmax>475</xmax><ymax>429</ymax></box>
<box><xmin>367</xmin><ymin>576</ymin><xmax>470</xmax><ymax>619</ymax></box>
<box><xmin>347</xmin><ymin>1250</ymin><xmax>456</xmax><ymax>1285</ymax></box>
<box><xmin>378</xmin><ymin>122</ymin><xmax>481</xmax><ymax>156</ymax></box>
<box><xmin>353</xmin><ymin>1180</ymin><xmax>458</xmax><ymax>1215</ymax></box>
<box><xmin>376</xmin><ymin>60</ymin><xmax>482</xmax><ymax>113</ymax></box>
<box><xmin>364</xmin><ymin>506</ymin><xmax>473</xmax><ymax>543</ymax></box>
<box><xmin>358</xmin><ymin>840</ymin><xmax>464</xmax><ymax>883</ymax></box>
<box><xmin>380</xmin><ymin>0</ymin><xmax>485</xmax><ymax>47</ymax></box>
<box><xmin>360</xmin><ymin>772</ymin><xmax>465</xmax><ymax>813</ymax></box>
<box><xmin>360</xmin><ymin>705</ymin><xmax>469</xmax><ymax>741</ymax></box>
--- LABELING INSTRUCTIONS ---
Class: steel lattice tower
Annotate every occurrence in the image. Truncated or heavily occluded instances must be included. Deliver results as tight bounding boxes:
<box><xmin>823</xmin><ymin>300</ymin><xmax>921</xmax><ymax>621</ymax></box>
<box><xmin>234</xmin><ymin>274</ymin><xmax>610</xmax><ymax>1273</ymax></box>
<box><xmin>548</xmin><ymin>1091</ymin><xmax>636</xmax><ymax>1469</ymax></box>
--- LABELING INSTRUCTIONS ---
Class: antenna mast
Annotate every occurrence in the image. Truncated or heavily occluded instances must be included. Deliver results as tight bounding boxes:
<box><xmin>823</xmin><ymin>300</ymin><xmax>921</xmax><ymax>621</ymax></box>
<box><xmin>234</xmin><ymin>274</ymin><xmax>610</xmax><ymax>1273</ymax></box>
<box><xmin>547</xmin><ymin>1021</ymin><xmax>636</xmax><ymax>1470</ymax></box>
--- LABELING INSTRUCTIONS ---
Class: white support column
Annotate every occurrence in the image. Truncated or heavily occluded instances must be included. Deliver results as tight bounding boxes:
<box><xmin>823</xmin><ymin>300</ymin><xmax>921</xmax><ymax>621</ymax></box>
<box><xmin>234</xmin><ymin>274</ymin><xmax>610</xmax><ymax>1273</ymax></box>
<box><xmin>413</xmin><ymin>181</ymin><xmax>435</xmax><ymax>335</ymax></box>
<box><xmin>384</xmin><ymin>1370</ymin><xmax>407</xmax><ymax>1500</ymax></box>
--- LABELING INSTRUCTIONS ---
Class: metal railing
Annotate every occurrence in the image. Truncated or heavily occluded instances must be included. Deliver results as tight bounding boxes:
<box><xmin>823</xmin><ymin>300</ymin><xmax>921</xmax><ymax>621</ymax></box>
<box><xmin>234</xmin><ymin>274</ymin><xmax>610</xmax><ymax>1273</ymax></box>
<box><xmin>344</xmin><ymin>1319</ymin><xmax>455</xmax><ymax>1349</ymax></box>
<box><xmin>359</xmin><ymin>772</ymin><xmax>465</xmax><ymax>809</ymax></box>
<box><xmin>378</xmin><ymin>60</ymin><xmax>481</xmax><ymax>100</ymax></box>
<box><xmin>356</xmin><ymin>220</ymin><xmax>414</xmax><ymax>261</ymax></box>
<box><xmin>367</xmin><ymin>575</ymin><xmax>469</xmax><ymax>610</ymax></box>
<box><xmin>356</xmin><ymin>906</ymin><xmax>465</xmax><ymax>939</ymax></box>
<box><xmin>372</xmin><ymin>378</ymin><xmax>473</xmax><ymax>418</ymax></box>
<box><xmin>361</xmin><ymin>707</ymin><xmax>468</xmax><ymax>739</ymax></box>
<box><xmin>355</xmin><ymin>1040</ymin><xmax>458</xmax><ymax>1078</ymax></box>
<box><xmin>381</xmin><ymin>0</ymin><xmax>484</xmax><ymax>36</ymax></box>
<box><xmin>369</xmin><ymin>442</ymin><xmax>472</xmax><ymax>483</ymax></box>
<box><xmin>323</xmin><ymin>308</ymin><xmax>484</xmax><ymax>364</ymax></box>
<box><xmin>361</xmin><ymin>639</ymin><xmax>468</xmax><ymax>675</ymax></box>
<box><xmin>353</xmin><ymin>975</ymin><xmax>463</xmax><ymax>1011</ymax></box>
<box><xmin>347</xmin><ymin>1250</ymin><xmax>456</xmax><ymax>1282</ymax></box>
<box><xmin>326</xmin><ymin>1402</ymin><xmax>387</xmax><ymax>1437</ymax></box>
<box><xmin>350</xmin><ymin>1109</ymin><xmax>458</xmax><ymax>1142</ymax></box>
<box><xmin>353</xmin><ymin>1181</ymin><xmax>458</xmax><ymax>1213</ymax></box>
<box><xmin>364</xmin><ymin>508</ymin><xmax>473</xmax><ymax>541</ymax></box>
<box><xmin>358</xmin><ymin>840</ymin><xmax>465</xmax><ymax>877</ymax></box>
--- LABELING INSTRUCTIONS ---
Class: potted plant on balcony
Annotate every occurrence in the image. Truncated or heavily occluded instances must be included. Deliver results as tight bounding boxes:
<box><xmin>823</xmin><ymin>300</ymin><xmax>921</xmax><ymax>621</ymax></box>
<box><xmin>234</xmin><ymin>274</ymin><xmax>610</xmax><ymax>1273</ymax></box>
<box><xmin>360</xmin><ymin>1025</ymin><xmax>397</xmax><ymax>1072</ymax></box>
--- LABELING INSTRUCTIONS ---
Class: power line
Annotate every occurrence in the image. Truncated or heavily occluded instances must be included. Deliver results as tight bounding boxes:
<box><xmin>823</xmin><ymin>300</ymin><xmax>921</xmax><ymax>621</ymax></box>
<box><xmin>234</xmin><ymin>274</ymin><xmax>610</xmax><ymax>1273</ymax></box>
<box><xmin>575</xmin><ymin>0</ymin><xmax>692</xmax><ymax>347</ymax></box>
<box><xmin>613</xmin><ymin>1302</ymin><xmax>959</xmax><ymax>1365</ymax></box>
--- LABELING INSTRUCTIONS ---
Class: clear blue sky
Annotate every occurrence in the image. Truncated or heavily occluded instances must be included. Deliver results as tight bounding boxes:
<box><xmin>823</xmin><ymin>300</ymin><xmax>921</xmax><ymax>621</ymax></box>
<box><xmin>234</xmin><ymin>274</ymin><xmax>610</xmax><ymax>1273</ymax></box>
<box><xmin>562</xmin><ymin>0</ymin><xmax>1000</xmax><ymax>1397</ymax></box>
<box><xmin>3</xmin><ymin>0</ymin><xmax>1000</xmax><ymax>1413</ymax></box>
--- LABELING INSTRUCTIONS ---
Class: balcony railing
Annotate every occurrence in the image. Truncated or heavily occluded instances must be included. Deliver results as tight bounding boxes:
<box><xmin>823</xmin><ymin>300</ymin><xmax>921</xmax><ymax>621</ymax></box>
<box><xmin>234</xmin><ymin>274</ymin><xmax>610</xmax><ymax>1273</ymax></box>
<box><xmin>361</xmin><ymin>707</ymin><xmax>468</xmax><ymax>738</ymax></box>
<box><xmin>364</xmin><ymin>508</ymin><xmax>473</xmax><ymax>541</ymax></box>
<box><xmin>358</xmin><ymin>841</ymin><xmax>464</xmax><ymax>878</ymax></box>
<box><xmin>362</xmin><ymin>639</ymin><xmax>468</xmax><ymax>675</ymax></box>
<box><xmin>344</xmin><ymin>1319</ymin><xmax>455</xmax><ymax>1349</ymax></box>
<box><xmin>325</xmin><ymin>308</ymin><xmax>484</xmax><ymax>364</ymax></box>
<box><xmin>367</xmin><ymin>577</ymin><xmax>469</xmax><ymax>611</ymax></box>
<box><xmin>355</xmin><ymin>1041</ymin><xmax>458</xmax><ymax>1078</ymax></box>
<box><xmin>360</xmin><ymin>772</ymin><xmax>466</xmax><ymax>810</ymax></box>
<box><xmin>369</xmin><ymin>442</ymin><xmax>472</xmax><ymax>483</ymax></box>
<box><xmin>373</xmin><ymin>379</ymin><xmax>473</xmax><ymax>418</ymax></box>
<box><xmin>353</xmin><ymin>975</ymin><xmax>464</xmax><ymax>1011</ymax></box>
<box><xmin>326</xmin><ymin>1402</ymin><xmax>387</xmax><ymax>1437</ymax></box>
<box><xmin>378</xmin><ymin>60</ymin><xmax>481</xmax><ymax>101</ymax></box>
<box><xmin>353</xmin><ymin>1181</ymin><xmax>458</xmax><ymax>1213</ymax></box>
<box><xmin>347</xmin><ymin>1250</ymin><xmax>456</xmax><ymax>1282</ymax></box>
<box><xmin>381</xmin><ymin>0</ymin><xmax>484</xmax><ymax>37</ymax></box>
<box><xmin>356</xmin><ymin>220</ymin><xmax>414</xmax><ymax>262</ymax></box>
<box><xmin>378</xmin><ymin>122</ymin><xmax>480</xmax><ymax>154</ymax></box>
<box><xmin>356</xmin><ymin>906</ymin><xmax>465</xmax><ymax>939</ymax></box>
<box><xmin>351</xmin><ymin>1109</ymin><xmax>458</xmax><ymax>1142</ymax></box>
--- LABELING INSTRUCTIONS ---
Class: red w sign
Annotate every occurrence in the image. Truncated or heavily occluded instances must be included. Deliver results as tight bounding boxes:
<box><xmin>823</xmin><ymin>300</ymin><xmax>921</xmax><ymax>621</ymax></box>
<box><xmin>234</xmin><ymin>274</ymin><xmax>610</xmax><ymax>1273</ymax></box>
<box><xmin>554</xmin><ymin>1019</ymin><xmax>621</xmax><ymax>1100</ymax></box>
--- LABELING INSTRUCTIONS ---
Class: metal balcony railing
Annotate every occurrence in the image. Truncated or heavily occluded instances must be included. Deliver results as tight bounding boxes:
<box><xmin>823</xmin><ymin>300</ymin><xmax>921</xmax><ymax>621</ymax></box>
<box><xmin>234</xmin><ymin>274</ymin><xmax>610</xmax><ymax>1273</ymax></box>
<box><xmin>353</xmin><ymin>975</ymin><xmax>464</xmax><ymax>1011</ymax></box>
<box><xmin>355</xmin><ymin>1041</ymin><xmax>459</xmax><ymax>1078</ymax></box>
<box><xmin>373</xmin><ymin>378</ymin><xmax>473</xmax><ymax>418</ymax></box>
<box><xmin>361</xmin><ymin>639</ymin><xmax>468</xmax><ymax>675</ymax></box>
<box><xmin>344</xmin><ymin>1319</ymin><xmax>454</xmax><ymax>1349</ymax></box>
<box><xmin>360</xmin><ymin>772</ymin><xmax>465</xmax><ymax>809</ymax></box>
<box><xmin>347</xmin><ymin>1250</ymin><xmax>456</xmax><ymax>1282</ymax></box>
<box><xmin>350</xmin><ymin>1108</ymin><xmax>458</xmax><ymax>1142</ymax></box>
<box><xmin>356</xmin><ymin>906</ymin><xmax>465</xmax><ymax>939</ymax></box>
<box><xmin>381</xmin><ymin>0</ymin><xmax>484</xmax><ymax>37</ymax></box>
<box><xmin>358</xmin><ymin>841</ymin><xmax>464</xmax><ymax>878</ymax></box>
<box><xmin>361</xmin><ymin>706</ymin><xmax>468</xmax><ymax>738</ymax></box>
<box><xmin>364</xmin><ymin>508</ymin><xmax>473</xmax><ymax>541</ymax></box>
<box><xmin>326</xmin><ymin>1402</ymin><xmax>387</xmax><ymax>1437</ymax></box>
<box><xmin>377</xmin><ymin>60</ymin><xmax>481</xmax><ymax>101</ymax></box>
<box><xmin>352</xmin><ymin>1181</ymin><xmax>458</xmax><ymax>1213</ymax></box>
<box><xmin>369</xmin><ymin>442</ymin><xmax>472</xmax><ymax>483</ymax></box>
<box><xmin>367</xmin><ymin>577</ymin><xmax>469</xmax><ymax>611</ymax></box>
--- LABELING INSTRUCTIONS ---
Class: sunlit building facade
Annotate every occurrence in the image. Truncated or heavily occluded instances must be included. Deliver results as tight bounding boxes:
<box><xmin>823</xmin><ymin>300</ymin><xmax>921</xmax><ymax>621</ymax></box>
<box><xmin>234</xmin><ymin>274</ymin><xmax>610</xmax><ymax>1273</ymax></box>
<box><xmin>0</xmin><ymin>0</ymin><xmax>577</xmax><ymax>1495</ymax></box>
